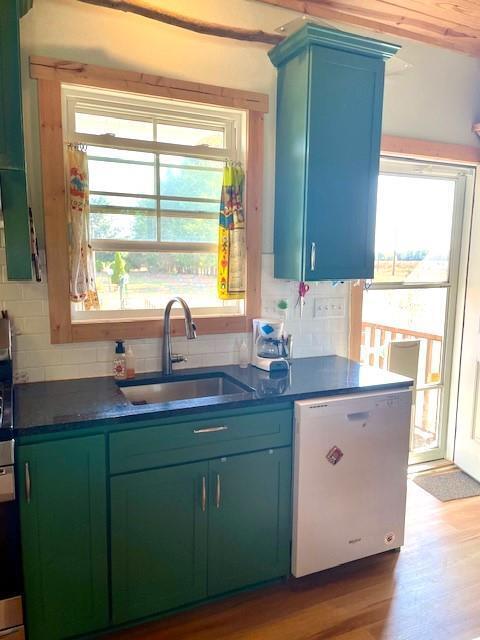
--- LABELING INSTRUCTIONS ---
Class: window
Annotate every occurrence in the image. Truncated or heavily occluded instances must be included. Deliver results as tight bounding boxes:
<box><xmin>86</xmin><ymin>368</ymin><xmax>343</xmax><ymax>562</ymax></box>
<box><xmin>62</xmin><ymin>85</ymin><xmax>246</xmax><ymax>320</ymax></box>
<box><xmin>358</xmin><ymin>157</ymin><xmax>471</xmax><ymax>463</ymax></box>
<box><xmin>32</xmin><ymin>57</ymin><xmax>265</xmax><ymax>343</ymax></box>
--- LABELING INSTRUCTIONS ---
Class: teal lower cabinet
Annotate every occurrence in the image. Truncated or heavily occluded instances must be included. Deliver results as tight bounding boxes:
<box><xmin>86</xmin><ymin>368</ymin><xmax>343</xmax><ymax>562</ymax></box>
<box><xmin>111</xmin><ymin>461</ymin><xmax>209</xmax><ymax>624</ymax></box>
<box><xmin>18</xmin><ymin>406</ymin><xmax>293</xmax><ymax>638</ymax></box>
<box><xmin>207</xmin><ymin>448</ymin><xmax>291</xmax><ymax>596</ymax></box>
<box><xmin>17</xmin><ymin>435</ymin><xmax>109</xmax><ymax>640</ymax></box>
<box><xmin>111</xmin><ymin>447</ymin><xmax>292</xmax><ymax>623</ymax></box>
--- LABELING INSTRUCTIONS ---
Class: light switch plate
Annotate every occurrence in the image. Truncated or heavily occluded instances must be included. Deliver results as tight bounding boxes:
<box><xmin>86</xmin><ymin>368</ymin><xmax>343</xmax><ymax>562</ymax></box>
<box><xmin>314</xmin><ymin>297</ymin><xmax>345</xmax><ymax>319</ymax></box>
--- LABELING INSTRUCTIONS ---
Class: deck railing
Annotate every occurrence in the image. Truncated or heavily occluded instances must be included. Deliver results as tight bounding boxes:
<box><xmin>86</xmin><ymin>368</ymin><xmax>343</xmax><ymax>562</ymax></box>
<box><xmin>361</xmin><ymin>321</ymin><xmax>443</xmax><ymax>385</ymax></box>
<box><xmin>361</xmin><ymin>322</ymin><xmax>443</xmax><ymax>449</ymax></box>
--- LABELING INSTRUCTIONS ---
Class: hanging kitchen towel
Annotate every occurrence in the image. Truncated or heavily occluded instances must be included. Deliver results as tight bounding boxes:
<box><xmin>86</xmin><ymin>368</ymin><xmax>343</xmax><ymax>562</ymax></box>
<box><xmin>66</xmin><ymin>145</ymin><xmax>99</xmax><ymax>310</ymax></box>
<box><xmin>217</xmin><ymin>162</ymin><xmax>246</xmax><ymax>300</ymax></box>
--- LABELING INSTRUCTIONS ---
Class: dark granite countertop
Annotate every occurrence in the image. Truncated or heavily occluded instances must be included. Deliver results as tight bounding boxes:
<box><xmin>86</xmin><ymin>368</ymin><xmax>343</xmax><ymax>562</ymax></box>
<box><xmin>13</xmin><ymin>356</ymin><xmax>412</xmax><ymax>436</ymax></box>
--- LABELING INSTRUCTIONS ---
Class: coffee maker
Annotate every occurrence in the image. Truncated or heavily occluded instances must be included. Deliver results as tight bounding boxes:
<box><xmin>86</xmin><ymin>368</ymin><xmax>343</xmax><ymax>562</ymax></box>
<box><xmin>251</xmin><ymin>319</ymin><xmax>290</xmax><ymax>372</ymax></box>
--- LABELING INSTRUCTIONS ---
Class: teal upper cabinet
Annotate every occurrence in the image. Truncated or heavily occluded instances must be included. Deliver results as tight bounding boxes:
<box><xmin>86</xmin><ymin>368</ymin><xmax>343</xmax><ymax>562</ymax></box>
<box><xmin>0</xmin><ymin>0</ymin><xmax>32</xmax><ymax>280</ymax></box>
<box><xmin>269</xmin><ymin>24</ymin><xmax>400</xmax><ymax>281</ymax></box>
<box><xmin>18</xmin><ymin>436</ymin><xmax>109</xmax><ymax>640</ymax></box>
<box><xmin>18</xmin><ymin>0</ymin><xmax>33</xmax><ymax>17</ymax></box>
<box><xmin>0</xmin><ymin>0</ymin><xmax>25</xmax><ymax>171</ymax></box>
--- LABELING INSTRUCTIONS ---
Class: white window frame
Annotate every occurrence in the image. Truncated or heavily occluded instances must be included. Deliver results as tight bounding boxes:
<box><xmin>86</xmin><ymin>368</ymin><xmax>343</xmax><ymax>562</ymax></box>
<box><xmin>363</xmin><ymin>156</ymin><xmax>473</xmax><ymax>464</ymax></box>
<box><xmin>61</xmin><ymin>84</ymin><xmax>246</xmax><ymax>320</ymax></box>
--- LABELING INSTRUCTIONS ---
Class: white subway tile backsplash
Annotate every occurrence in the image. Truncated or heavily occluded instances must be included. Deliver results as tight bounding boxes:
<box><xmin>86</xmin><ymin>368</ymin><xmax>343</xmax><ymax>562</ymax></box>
<box><xmin>0</xmin><ymin>250</ymin><xmax>349</xmax><ymax>382</ymax></box>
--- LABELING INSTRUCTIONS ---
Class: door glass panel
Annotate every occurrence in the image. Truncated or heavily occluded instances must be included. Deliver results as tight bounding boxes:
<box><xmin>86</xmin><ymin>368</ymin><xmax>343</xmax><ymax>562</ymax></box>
<box><xmin>414</xmin><ymin>388</ymin><xmax>441</xmax><ymax>451</ymax></box>
<box><xmin>375</xmin><ymin>174</ymin><xmax>456</xmax><ymax>283</ymax></box>
<box><xmin>360</xmin><ymin>159</ymin><xmax>465</xmax><ymax>463</ymax></box>
<box><xmin>361</xmin><ymin>287</ymin><xmax>447</xmax><ymax>386</ymax></box>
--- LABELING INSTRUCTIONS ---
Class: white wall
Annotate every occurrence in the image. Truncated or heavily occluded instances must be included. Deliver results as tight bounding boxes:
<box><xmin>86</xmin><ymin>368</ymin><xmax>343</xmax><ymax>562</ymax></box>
<box><xmin>0</xmin><ymin>0</ymin><xmax>478</xmax><ymax>382</ymax></box>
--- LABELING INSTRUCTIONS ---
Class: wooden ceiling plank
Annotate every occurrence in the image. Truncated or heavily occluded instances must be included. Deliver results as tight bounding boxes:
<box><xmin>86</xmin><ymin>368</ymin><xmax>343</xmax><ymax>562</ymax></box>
<box><xmin>324</xmin><ymin>0</ymin><xmax>480</xmax><ymax>32</ymax></box>
<box><xmin>256</xmin><ymin>0</ymin><xmax>480</xmax><ymax>55</ymax></box>
<box><xmin>320</xmin><ymin>1</ymin><xmax>480</xmax><ymax>40</ymax></box>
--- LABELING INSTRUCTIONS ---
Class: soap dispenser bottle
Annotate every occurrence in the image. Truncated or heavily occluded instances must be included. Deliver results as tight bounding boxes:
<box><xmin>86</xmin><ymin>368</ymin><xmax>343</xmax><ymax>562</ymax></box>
<box><xmin>113</xmin><ymin>340</ymin><xmax>127</xmax><ymax>380</ymax></box>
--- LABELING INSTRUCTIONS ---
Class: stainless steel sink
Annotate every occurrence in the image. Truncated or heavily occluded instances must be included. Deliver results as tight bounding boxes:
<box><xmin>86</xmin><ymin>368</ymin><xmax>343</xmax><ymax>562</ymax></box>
<box><xmin>120</xmin><ymin>375</ymin><xmax>252</xmax><ymax>405</ymax></box>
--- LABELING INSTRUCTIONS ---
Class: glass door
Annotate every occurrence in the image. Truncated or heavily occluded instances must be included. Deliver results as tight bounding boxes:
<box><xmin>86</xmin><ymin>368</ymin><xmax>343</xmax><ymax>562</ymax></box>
<box><xmin>360</xmin><ymin>158</ymin><xmax>470</xmax><ymax>464</ymax></box>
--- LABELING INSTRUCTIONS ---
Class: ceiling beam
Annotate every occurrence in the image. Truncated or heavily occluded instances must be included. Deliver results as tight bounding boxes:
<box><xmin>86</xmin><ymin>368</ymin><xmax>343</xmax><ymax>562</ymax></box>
<box><xmin>255</xmin><ymin>0</ymin><xmax>480</xmax><ymax>56</ymax></box>
<box><xmin>76</xmin><ymin>0</ymin><xmax>284</xmax><ymax>45</ymax></box>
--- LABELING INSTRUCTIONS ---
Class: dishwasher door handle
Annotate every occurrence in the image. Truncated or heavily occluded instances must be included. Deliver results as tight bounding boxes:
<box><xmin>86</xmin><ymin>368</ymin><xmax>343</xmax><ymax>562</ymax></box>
<box><xmin>347</xmin><ymin>411</ymin><xmax>370</xmax><ymax>422</ymax></box>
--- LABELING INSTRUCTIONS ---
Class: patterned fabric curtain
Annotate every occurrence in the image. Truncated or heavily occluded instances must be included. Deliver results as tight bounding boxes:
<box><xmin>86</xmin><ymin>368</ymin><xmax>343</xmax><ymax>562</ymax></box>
<box><xmin>66</xmin><ymin>145</ymin><xmax>99</xmax><ymax>310</ymax></box>
<box><xmin>217</xmin><ymin>162</ymin><xmax>246</xmax><ymax>300</ymax></box>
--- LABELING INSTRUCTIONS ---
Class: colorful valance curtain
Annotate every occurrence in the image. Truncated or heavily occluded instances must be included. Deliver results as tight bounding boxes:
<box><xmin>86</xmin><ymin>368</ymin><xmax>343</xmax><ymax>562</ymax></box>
<box><xmin>66</xmin><ymin>145</ymin><xmax>99</xmax><ymax>310</ymax></box>
<box><xmin>217</xmin><ymin>162</ymin><xmax>246</xmax><ymax>300</ymax></box>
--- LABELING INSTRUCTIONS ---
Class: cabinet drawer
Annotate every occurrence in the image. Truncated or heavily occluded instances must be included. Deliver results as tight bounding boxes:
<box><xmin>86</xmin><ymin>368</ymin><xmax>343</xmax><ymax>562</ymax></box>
<box><xmin>109</xmin><ymin>408</ymin><xmax>292</xmax><ymax>474</ymax></box>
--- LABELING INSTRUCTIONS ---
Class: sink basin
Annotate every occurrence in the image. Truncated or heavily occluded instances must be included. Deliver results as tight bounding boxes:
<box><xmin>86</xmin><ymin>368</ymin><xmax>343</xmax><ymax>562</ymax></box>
<box><xmin>120</xmin><ymin>374</ymin><xmax>253</xmax><ymax>405</ymax></box>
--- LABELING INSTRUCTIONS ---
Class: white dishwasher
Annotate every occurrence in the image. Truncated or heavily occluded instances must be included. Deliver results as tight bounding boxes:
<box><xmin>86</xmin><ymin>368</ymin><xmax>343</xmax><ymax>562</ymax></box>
<box><xmin>292</xmin><ymin>388</ymin><xmax>412</xmax><ymax>578</ymax></box>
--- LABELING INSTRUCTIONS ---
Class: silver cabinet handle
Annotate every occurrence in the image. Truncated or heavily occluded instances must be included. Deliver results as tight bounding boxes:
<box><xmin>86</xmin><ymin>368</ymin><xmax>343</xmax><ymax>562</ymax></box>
<box><xmin>201</xmin><ymin>475</ymin><xmax>206</xmax><ymax>512</ymax></box>
<box><xmin>215</xmin><ymin>473</ymin><xmax>221</xmax><ymax>509</ymax></box>
<box><xmin>310</xmin><ymin>241</ymin><xmax>316</xmax><ymax>271</ymax></box>
<box><xmin>25</xmin><ymin>462</ymin><xmax>31</xmax><ymax>504</ymax></box>
<box><xmin>193</xmin><ymin>425</ymin><xmax>228</xmax><ymax>434</ymax></box>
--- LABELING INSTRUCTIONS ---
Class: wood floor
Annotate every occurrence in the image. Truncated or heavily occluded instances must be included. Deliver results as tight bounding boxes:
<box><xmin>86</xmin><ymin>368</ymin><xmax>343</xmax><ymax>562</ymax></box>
<box><xmin>109</xmin><ymin>481</ymin><xmax>480</xmax><ymax>640</ymax></box>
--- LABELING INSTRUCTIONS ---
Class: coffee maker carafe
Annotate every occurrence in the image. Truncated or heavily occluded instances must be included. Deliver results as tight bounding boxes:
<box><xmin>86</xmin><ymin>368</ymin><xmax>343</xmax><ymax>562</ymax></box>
<box><xmin>252</xmin><ymin>319</ymin><xmax>290</xmax><ymax>372</ymax></box>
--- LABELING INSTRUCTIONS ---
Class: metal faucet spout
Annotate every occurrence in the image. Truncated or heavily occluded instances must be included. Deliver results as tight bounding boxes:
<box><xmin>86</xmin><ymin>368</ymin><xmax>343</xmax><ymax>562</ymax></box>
<box><xmin>162</xmin><ymin>297</ymin><xmax>197</xmax><ymax>375</ymax></box>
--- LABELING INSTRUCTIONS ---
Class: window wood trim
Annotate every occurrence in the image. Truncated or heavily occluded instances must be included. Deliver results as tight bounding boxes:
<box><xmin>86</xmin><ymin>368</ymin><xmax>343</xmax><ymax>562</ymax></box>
<box><xmin>348</xmin><ymin>137</ymin><xmax>480</xmax><ymax>361</ymax></box>
<box><xmin>32</xmin><ymin>57</ymin><xmax>266</xmax><ymax>344</ymax></box>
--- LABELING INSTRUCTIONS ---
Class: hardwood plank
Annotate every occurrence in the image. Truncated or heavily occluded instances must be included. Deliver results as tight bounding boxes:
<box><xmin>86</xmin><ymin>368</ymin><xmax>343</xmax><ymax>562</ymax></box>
<box><xmin>108</xmin><ymin>481</ymin><xmax>480</xmax><ymax>640</ymax></box>
<box><xmin>29</xmin><ymin>56</ymin><xmax>269</xmax><ymax>113</ymax></box>
<box><xmin>245</xmin><ymin>111</ymin><xmax>264</xmax><ymax>322</ymax></box>
<box><xmin>381</xmin><ymin>134</ymin><xmax>480</xmax><ymax>164</ymax></box>
<box><xmin>37</xmin><ymin>79</ymin><xmax>72</xmax><ymax>344</ymax></box>
<box><xmin>255</xmin><ymin>0</ymin><xmax>480</xmax><ymax>57</ymax></box>
<box><xmin>71</xmin><ymin>315</ymin><xmax>249</xmax><ymax>342</ymax></box>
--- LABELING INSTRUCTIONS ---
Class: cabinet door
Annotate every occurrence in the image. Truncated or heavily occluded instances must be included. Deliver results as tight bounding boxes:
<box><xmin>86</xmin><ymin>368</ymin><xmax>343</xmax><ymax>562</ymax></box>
<box><xmin>0</xmin><ymin>169</ymin><xmax>31</xmax><ymax>280</ymax></box>
<box><xmin>207</xmin><ymin>448</ymin><xmax>291</xmax><ymax>596</ymax></box>
<box><xmin>111</xmin><ymin>461</ymin><xmax>208</xmax><ymax>624</ymax></box>
<box><xmin>304</xmin><ymin>46</ymin><xmax>384</xmax><ymax>281</ymax></box>
<box><xmin>0</xmin><ymin>0</ymin><xmax>25</xmax><ymax>170</ymax></box>
<box><xmin>17</xmin><ymin>436</ymin><xmax>109</xmax><ymax>640</ymax></box>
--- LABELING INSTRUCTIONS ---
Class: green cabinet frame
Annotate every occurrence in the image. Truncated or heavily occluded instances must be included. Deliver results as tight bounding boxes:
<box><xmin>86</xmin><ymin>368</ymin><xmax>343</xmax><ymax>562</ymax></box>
<box><xmin>17</xmin><ymin>435</ymin><xmax>109</xmax><ymax>640</ymax></box>
<box><xmin>269</xmin><ymin>24</ymin><xmax>400</xmax><ymax>282</ymax></box>
<box><xmin>111</xmin><ymin>448</ymin><xmax>291</xmax><ymax>622</ymax></box>
<box><xmin>0</xmin><ymin>0</ymin><xmax>32</xmax><ymax>280</ymax></box>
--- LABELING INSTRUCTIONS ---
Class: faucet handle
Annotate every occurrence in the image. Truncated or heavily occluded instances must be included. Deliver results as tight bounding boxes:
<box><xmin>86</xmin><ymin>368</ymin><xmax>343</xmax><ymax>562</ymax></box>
<box><xmin>171</xmin><ymin>354</ymin><xmax>187</xmax><ymax>364</ymax></box>
<box><xmin>189</xmin><ymin>322</ymin><xmax>197</xmax><ymax>340</ymax></box>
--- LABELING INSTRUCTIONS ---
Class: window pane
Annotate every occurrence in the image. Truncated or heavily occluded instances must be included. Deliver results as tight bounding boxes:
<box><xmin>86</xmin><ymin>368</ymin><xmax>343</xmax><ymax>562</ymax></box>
<box><xmin>76</xmin><ymin>112</ymin><xmax>154</xmax><ymax>141</ymax></box>
<box><xmin>161</xmin><ymin>217</ymin><xmax>217</xmax><ymax>243</ymax></box>
<box><xmin>160</xmin><ymin>199</ymin><xmax>219</xmax><ymax>215</ymax></box>
<box><xmin>374</xmin><ymin>175</ymin><xmax>456</xmax><ymax>283</ymax></box>
<box><xmin>414</xmin><ymin>388</ymin><xmax>441</xmax><ymax>451</ymax></box>
<box><xmin>93</xmin><ymin>251</ymin><xmax>236</xmax><ymax>311</ymax></box>
<box><xmin>90</xmin><ymin>194</ymin><xmax>156</xmax><ymax>209</ymax></box>
<box><xmin>88</xmin><ymin>159</ymin><xmax>155</xmax><ymax>195</ymax></box>
<box><xmin>361</xmin><ymin>287</ymin><xmax>446</xmax><ymax>385</ymax></box>
<box><xmin>156</xmin><ymin>124</ymin><xmax>224</xmax><ymax>148</ymax></box>
<box><xmin>90</xmin><ymin>213</ymin><xmax>157</xmax><ymax>241</ymax></box>
<box><xmin>160</xmin><ymin>165</ymin><xmax>223</xmax><ymax>200</ymax></box>
<box><xmin>87</xmin><ymin>146</ymin><xmax>154</xmax><ymax>163</ymax></box>
<box><xmin>161</xmin><ymin>155</ymin><xmax>224</xmax><ymax>169</ymax></box>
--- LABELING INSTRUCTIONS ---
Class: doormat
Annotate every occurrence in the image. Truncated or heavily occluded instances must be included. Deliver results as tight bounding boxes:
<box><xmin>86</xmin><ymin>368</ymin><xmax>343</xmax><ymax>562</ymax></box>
<box><xmin>413</xmin><ymin>469</ymin><xmax>480</xmax><ymax>501</ymax></box>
